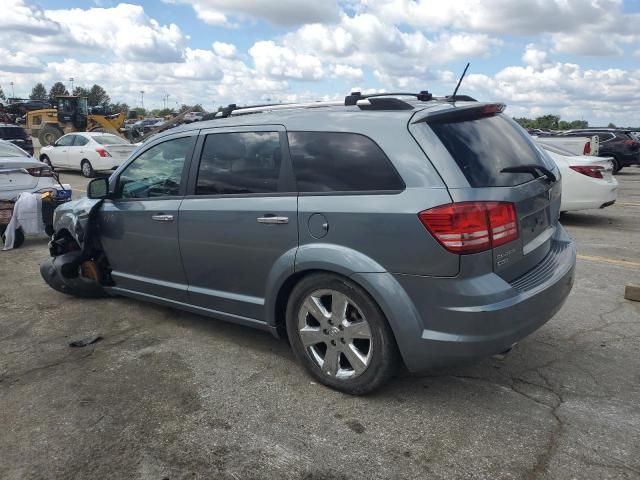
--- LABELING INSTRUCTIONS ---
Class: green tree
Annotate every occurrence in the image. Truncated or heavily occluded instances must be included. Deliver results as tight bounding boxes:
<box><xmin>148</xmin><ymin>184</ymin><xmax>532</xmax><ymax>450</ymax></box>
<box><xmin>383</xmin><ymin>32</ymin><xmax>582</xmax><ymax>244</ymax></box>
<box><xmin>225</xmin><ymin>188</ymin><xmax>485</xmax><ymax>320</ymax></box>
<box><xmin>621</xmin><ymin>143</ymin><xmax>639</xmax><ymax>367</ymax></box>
<box><xmin>29</xmin><ymin>82</ymin><xmax>48</xmax><ymax>100</ymax></box>
<box><xmin>48</xmin><ymin>82</ymin><xmax>69</xmax><ymax>101</ymax></box>
<box><xmin>558</xmin><ymin>120</ymin><xmax>570</xmax><ymax>130</ymax></box>
<box><xmin>87</xmin><ymin>84</ymin><xmax>110</xmax><ymax>107</ymax></box>
<box><xmin>178</xmin><ymin>103</ymin><xmax>204</xmax><ymax>113</ymax></box>
<box><xmin>72</xmin><ymin>86</ymin><xmax>90</xmax><ymax>98</ymax></box>
<box><xmin>607</xmin><ymin>122</ymin><xmax>616</xmax><ymax>128</ymax></box>
<box><xmin>535</xmin><ymin>114</ymin><xmax>560</xmax><ymax>129</ymax></box>
<box><xmin>569</xmin><ymin>120</ymin><xmax>588</xmax><ymax>129</ymax></box>
<box><xmin>109</xmin><ymin>102</ymin><xmax>130</xmax><ymax>113</ymax></box>
<box><xmin>0</xmin><ymin>85</ymin><xmax>5</xmax><ymax>102</ymax></box>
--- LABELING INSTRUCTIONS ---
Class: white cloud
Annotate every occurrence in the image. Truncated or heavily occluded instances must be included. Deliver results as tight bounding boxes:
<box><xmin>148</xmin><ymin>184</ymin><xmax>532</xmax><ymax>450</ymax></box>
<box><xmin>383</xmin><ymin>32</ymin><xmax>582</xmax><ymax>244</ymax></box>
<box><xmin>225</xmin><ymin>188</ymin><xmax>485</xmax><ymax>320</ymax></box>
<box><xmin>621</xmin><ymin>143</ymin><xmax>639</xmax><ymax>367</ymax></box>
<box><xmin>249</xmin><ymin>41</ymin><xmax>324</xmax><ymax>80</ymax></box>
<box><xmin>169</xmin><ymin>0</ymin><xmax>340</xmax><ymax>26</ymax></box>
<box><xmin>0</xmin><ymin>48</ymin><xmax>45</xmax><ymax>73</ymax></box>
<box><xmin>212</xmin><ymin>41</ymin><xmax>237</xmax><ymax>58</ymax></box>
<box><xmin>0</xmin><ymin>0</ymin><xmax>60</xmax><ymax>34</ymax></box>
<box><xmin>332</xmin><ymin>64</ymin><xmax>363</xmax><ymax>80</ymax></box>
<box><xmin>522</xmin><ymin>44</ymin><xmax>548</xmax><ymax>70</ymax></box>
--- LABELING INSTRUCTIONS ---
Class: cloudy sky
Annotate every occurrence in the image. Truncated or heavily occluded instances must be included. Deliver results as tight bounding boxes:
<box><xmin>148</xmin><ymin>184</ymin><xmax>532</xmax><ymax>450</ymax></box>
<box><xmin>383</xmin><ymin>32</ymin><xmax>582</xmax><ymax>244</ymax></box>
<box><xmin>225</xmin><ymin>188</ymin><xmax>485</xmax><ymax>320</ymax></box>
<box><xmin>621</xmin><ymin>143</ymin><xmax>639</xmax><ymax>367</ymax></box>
<box><xmin>1</xmin><ymin>0</ymin><xmax>639</xmax><ymax>125</ymax></box>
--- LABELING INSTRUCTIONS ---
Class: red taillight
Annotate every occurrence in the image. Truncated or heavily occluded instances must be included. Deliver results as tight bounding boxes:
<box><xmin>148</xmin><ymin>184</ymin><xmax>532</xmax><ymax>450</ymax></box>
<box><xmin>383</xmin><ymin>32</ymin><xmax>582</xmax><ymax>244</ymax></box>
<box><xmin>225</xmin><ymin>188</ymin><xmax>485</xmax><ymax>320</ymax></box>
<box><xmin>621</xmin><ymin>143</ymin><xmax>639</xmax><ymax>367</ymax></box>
<box><xmin>623</xmin><ymin>139</ymin><xmax>640</xmax><ymax>147</ymax></box>
<box><xmin>418</xmin><ymin>202</ymin><xmax>518</xmax><ymax>254</ymax></box>
<box><xmin>583</xmin><ymin>142</ymin><xmax>591</xmax><ymax>155</ymax></box>
<box><xmin>569</xmin><ymin>165</ymin><xmax>604</xmax><ymax>179</ymax></box>
<box><xmin>26</xmin><ymin>167</ymin><xmax>53</xmax><ymax>177</ymax></box>
<box><xmin>96</xmin><ymin>147</ymin><xmax>111</xmax><ymax>158</ymax></box>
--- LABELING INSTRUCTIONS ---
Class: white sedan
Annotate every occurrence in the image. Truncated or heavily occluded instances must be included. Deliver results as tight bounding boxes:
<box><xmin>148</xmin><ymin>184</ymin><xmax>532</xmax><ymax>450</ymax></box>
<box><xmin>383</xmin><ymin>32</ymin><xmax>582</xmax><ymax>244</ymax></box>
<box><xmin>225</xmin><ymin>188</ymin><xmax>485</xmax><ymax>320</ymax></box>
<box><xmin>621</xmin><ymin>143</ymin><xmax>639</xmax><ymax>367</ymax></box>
<box><xmin>40</xmin><ymin>132</ymin><xmax>137</xmax><ymax>178</ymax></box>
<box><xmin>0</xmin><ymin>140</ymin><xmax>68</xmax><ymax>201</ymax></box>
<box><xmin>540</xmin><ymin>144</ymin><xmax>618</xmax><ymax>213</ymax></box>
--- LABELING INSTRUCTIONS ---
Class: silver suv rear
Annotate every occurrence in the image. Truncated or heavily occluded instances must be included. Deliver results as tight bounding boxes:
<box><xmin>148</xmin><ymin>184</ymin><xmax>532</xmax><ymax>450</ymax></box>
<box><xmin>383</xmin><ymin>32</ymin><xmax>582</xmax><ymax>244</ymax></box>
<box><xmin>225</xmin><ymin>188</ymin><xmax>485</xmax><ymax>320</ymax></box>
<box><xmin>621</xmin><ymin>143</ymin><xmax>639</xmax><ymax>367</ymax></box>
<box><xmin>41</xmin><ymin>93</ymin><xmax>576</xmax><ymax>394</ymax></box>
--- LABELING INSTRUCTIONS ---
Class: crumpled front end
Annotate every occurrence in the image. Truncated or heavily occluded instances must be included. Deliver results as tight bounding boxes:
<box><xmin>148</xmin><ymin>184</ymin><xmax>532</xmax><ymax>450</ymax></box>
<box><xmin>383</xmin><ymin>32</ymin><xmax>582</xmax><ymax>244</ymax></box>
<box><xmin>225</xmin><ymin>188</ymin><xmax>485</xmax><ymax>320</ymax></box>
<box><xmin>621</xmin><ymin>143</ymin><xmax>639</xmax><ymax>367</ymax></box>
<box><xmin>40</xmin><ymin>197</ymin><xmax>111</xmax><ymax>297</ymax></box>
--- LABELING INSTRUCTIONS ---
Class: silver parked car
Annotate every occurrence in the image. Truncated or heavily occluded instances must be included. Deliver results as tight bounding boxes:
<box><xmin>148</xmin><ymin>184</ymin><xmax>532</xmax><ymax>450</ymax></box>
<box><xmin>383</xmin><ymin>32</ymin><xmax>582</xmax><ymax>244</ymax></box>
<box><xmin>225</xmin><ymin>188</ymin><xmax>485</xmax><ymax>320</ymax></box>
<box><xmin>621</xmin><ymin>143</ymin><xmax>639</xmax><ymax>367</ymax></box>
<box><xmin>40</xmin><ymin>94</ymin><xmax>576</xmax><ymax>394</ymax></box>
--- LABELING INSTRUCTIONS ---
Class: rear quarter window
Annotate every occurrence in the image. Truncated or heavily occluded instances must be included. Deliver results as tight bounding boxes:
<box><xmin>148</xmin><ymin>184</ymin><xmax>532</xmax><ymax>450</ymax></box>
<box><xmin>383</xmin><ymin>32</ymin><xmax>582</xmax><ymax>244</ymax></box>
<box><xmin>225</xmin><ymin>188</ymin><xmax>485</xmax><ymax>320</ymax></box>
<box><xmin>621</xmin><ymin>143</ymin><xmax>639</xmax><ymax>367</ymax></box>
<box><xmin>287</xmin><ymin>131</ymin><xmax>405</xmax><ymax>193</ymax></box>
<box><xmin>429</xmin><ymin>114</ymin><xmax>548</xmax><ymax>187</ymax></box>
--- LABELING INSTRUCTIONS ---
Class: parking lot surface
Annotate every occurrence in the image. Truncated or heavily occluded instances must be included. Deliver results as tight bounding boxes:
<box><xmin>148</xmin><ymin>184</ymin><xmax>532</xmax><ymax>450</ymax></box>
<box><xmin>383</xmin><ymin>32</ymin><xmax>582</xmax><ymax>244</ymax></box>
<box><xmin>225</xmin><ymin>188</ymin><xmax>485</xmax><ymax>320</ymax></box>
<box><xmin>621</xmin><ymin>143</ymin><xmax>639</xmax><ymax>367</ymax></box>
<box><xmin>1</xmin><ymin>169</ymin><xmax>639</xmax><ymax>479</ymax></box>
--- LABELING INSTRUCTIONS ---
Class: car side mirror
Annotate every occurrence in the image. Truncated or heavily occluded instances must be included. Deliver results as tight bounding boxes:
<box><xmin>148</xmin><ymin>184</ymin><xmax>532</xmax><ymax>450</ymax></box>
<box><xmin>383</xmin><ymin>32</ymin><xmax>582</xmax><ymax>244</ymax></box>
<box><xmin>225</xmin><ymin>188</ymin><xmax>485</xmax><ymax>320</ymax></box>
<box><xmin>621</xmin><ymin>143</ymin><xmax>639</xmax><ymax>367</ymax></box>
<box><xmin>87</xmin><ymin>177</ymin><xmax>109</xmax><ymax>199</ymax></box>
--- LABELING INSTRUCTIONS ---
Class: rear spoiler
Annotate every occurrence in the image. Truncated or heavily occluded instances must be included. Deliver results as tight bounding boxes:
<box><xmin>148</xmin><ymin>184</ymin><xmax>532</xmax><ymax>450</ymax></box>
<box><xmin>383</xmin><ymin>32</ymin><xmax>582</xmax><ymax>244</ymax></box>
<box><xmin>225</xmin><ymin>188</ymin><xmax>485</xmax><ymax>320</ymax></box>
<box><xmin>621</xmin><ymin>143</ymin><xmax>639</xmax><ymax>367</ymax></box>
<box><xmin>412</xmin><ymin>103</ymin><xmax>505</xmax><ymax>124</ymax></box>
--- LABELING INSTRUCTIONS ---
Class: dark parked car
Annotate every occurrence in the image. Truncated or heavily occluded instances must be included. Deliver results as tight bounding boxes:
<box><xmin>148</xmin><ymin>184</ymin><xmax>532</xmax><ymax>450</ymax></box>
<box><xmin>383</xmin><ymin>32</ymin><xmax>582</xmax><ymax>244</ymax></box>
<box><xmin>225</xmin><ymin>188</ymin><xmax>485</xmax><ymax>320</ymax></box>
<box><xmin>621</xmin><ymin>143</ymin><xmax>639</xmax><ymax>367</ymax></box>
<box><xmin>0</xmin><ymin>123</ymin><xmax>33</xmax><ymax>155</ymax></box>
<box><xmin>40</xmin><ymin>94</ymin><xmax>576</xmax><ymax>394</ymax></box>
<box><xmin>562</xmin><ymin>129</ymin><xmax>640</xmax><ymax>173</ymax></box>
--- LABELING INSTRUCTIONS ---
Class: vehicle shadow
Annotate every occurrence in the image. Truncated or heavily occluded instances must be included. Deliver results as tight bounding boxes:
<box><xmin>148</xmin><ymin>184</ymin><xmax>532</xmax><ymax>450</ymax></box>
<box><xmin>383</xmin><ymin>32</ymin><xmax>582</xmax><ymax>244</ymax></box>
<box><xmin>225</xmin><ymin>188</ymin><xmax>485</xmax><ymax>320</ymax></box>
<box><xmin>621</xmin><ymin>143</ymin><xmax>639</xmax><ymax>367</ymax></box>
<box><xmin>560</xmin><ymin>212</ymin><xmax>617</xmax><ymax>228</ymax></box>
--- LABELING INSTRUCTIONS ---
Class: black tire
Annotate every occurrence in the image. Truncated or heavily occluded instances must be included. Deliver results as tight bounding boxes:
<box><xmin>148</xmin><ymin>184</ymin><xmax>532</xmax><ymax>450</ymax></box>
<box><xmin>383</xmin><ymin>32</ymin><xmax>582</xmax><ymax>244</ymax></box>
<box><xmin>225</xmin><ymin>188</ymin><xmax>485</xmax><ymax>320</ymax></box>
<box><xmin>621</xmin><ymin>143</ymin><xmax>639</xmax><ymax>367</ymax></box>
<box><xmin>286</xmin><ymin>273</ymin><xmax>399</xmax><ymax>395</ymax></box>
<box><xmin>611</xmin><ymin>158</ymin><xmax>622</xmax><ymax>174</ymax></box>
<box><xmin>41</xmin><ymin>155</ymin><xmax>53</xmax><ymax>170</ymax></box>
<box><xmin>81</xmin><ymin>159</ymin><xmax>95</xmax><ymax>178</ymax></box>
<box><xmin>37</xmin><ymin>125</ymin><xmax>62</xmax><ymax>147</ymax></box>
<box><xmin>1</xmin><ymin>227</ymin><xmax>25</xmax><ymax>249</ymax></box>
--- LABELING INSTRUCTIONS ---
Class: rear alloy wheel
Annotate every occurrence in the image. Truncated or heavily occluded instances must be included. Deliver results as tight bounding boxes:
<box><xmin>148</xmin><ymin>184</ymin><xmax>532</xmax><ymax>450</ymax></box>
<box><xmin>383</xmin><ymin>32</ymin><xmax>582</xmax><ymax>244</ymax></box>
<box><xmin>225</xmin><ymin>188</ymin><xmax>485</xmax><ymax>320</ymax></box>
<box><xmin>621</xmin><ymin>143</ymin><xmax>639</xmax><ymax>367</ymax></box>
<box><xmin>81</xmin><ymin>160</ymin><xmax>95</xmax><ymax>178</ymax></box>
<box><xmin>287</xmin><ymin>274</ymin><xmax>399</xmax><ymax>394</ymax></box>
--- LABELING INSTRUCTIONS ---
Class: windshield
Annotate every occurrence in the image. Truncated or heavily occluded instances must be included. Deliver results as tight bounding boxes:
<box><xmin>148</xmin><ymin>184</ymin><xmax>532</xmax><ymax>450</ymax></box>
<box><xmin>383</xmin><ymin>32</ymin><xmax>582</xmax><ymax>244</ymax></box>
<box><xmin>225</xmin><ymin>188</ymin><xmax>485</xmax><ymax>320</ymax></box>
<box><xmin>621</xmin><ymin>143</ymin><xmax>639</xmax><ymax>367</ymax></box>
<box><xmin>429</xmin><ymin>113</ymin><xmax>550</xmax><ymax>187</ymax></box>
<box><xmin>0</xmin><ymin>142</ymin><xmax>27</xmax><ymax>157</ymax></box>
<box><xmin>94</xmin><ymin>135</ymin><xmax>129</xmax><ymax>145</ymax></box>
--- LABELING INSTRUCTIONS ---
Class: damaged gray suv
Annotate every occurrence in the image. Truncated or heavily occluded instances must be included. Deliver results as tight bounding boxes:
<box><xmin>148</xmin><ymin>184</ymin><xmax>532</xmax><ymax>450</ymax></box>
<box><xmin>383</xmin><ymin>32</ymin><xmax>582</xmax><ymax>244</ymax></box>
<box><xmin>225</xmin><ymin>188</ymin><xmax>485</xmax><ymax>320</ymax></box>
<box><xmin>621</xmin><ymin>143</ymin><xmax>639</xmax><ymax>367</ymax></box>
<box><xmin>41</xmin><ymin>93</ymin><xmax>576</xmax><ymax>394</ymax></box>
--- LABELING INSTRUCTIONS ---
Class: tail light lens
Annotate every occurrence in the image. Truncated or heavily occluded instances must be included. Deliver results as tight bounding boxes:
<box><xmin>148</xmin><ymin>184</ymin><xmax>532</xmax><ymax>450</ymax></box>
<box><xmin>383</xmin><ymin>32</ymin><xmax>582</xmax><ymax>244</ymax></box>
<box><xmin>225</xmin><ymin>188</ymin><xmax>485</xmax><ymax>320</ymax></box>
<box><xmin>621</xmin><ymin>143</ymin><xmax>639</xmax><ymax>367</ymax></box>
<box><xmin>418</xmin><ymin>202</ymin><xmax>518</xmax><ymax>254</ymax></box>
<box><xmin>623</xmin><ymin>139</ymin><xmax>640</xmax><ymax>148</ymax></box>
<box><xmin>569</xmin><ymin>165</ymin><xmax>604</xmax><ymax>179</ymax></box>
<box><xmin>96</xmin><ymin>147</ymin><xmax>111</xmax><ymax>157</ymax></box>
<box><xmin>583</xmin><ymin>142</ymin><xmax>591</xmax><ymax>155</ymax></box>
<box><xmin>26</xmin><ymin>167</ymin><xmax>53</xmax><ymax>177</ymax></box>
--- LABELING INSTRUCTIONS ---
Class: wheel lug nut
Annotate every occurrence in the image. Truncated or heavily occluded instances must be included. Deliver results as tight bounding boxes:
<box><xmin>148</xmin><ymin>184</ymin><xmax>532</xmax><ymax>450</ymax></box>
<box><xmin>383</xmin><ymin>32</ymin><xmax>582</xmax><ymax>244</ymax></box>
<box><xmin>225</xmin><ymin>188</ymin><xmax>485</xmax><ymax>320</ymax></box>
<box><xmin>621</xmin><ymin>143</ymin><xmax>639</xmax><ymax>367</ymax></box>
<box><xmin>323</xmin><ymin>329</ymin><xmax>329</xmax><ymax>335</ymax></box>
<box><xmin>331</xmin><ymin>340</ymin><xmax>336</xmax><ymax>346</ymax></box>
<box><xmin>340</xmin><ymin>338</ymin><xmax>346</xmax><ymax>344</ymax></box>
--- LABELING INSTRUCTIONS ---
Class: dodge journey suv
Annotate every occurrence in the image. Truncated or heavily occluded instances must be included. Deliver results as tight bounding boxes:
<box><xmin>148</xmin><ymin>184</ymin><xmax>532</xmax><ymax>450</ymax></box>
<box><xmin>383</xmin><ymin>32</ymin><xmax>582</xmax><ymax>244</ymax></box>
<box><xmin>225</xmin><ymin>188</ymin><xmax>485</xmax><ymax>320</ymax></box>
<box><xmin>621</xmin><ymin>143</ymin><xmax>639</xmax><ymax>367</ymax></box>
<box><xmin>41</xmin><ymin>93</ymin><xmax>576</xmax><ymax>394</ymax></box>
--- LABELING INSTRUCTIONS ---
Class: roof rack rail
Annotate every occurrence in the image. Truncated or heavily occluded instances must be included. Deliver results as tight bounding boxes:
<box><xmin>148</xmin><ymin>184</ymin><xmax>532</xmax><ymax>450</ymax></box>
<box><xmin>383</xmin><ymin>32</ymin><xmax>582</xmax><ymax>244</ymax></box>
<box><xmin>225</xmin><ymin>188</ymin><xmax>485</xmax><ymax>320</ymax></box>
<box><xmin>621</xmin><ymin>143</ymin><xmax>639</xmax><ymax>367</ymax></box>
<box><xmin>344</xmin><ymin>91</ymin><xmax>433</xmax><ymax>105</ymax></box>
<box><xmin>229</xmin><ymin>101</ymin><xmax>343</xmax><ymax>116</ymax></box>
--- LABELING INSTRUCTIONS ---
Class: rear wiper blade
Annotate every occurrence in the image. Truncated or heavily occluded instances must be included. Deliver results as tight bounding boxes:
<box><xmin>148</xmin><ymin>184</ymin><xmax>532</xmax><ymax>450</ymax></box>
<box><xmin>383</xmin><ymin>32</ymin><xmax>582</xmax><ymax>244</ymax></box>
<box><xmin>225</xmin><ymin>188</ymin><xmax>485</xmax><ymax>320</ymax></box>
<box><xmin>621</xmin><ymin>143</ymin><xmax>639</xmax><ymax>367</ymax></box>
<box><xmin>501</xmin><ymin>164</ymin><xmax>557</xmax><ymax>183</ymax></box>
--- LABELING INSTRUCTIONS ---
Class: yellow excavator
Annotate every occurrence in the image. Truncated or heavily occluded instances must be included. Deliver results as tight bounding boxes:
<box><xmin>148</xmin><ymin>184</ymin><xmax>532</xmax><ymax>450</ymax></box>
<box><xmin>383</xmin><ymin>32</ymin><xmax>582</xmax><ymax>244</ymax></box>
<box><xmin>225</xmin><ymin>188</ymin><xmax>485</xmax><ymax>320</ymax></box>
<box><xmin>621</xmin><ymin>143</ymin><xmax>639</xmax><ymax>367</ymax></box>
<box><xmin>26</xmin><ymin>96</ymin><xmax>130</xmax><ymax>146</ymax></box>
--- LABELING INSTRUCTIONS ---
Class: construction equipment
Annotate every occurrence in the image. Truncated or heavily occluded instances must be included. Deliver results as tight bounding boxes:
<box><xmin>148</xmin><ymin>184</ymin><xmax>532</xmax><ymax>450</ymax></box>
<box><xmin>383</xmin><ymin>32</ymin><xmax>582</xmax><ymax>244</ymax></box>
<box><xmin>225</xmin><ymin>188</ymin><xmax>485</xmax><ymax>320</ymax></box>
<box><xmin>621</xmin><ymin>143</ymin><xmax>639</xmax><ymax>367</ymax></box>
<box><xmin>26</xmin><ymin>96</ymin><xmax>129</xmax><ymax>146</ymax></box>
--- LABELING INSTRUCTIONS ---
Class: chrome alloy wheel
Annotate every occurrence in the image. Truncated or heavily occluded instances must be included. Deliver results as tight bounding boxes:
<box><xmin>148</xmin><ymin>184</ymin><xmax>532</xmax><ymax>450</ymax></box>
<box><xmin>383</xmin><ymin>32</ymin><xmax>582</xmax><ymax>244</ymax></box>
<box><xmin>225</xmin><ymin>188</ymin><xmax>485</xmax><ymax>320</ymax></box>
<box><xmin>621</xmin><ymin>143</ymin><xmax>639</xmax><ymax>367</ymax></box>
<box><xmin>297</xmin><ymin>289</ymin><xmax>373</xmax><ymax>379</ymax></box>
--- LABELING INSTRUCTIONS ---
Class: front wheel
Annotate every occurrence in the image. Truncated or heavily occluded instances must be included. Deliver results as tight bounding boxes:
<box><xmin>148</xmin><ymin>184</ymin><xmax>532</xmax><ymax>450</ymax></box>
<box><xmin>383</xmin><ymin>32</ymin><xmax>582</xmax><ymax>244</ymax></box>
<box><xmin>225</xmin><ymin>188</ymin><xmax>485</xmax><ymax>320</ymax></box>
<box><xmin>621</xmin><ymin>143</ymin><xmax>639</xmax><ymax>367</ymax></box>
<box><xmin>286</xmin><ymin>273</ymin><xmax>399</xmax><ymax>395</ymax></box>
<box><xmin>81</xmin><ymin>160</ymin><xmax>95</xmax><ymax>178</ymax></box>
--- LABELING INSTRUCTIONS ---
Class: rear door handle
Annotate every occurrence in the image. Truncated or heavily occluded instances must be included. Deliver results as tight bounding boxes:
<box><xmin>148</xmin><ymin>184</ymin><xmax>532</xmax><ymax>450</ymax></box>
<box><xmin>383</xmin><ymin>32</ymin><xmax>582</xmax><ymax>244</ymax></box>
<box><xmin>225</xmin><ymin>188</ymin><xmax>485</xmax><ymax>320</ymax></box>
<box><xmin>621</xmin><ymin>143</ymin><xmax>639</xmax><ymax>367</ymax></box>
<box><xmin>257</xmin><ymin>216</ymin><xmax>289</xmax><ymax>224</ymax></box>
<box><xmin>151</xmin><ymin>214</ymin><xmax>174</xmax><ymax>222</ymax></box>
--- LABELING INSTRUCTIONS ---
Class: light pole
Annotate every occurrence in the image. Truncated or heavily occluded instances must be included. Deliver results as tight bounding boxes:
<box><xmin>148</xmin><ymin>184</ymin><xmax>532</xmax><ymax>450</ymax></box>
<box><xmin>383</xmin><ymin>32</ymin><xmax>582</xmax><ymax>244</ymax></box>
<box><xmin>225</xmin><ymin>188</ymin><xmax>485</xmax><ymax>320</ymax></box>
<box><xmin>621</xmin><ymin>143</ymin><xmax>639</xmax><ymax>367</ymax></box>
<box><xmin>10</xmin><ymin>82</ymin><xmax>14</xmax><ymax>98</ymax></box>
<box><xmin>140</xmin><ymin>90</ymin><xmax>144</xmax><ymax>109</ymax></box>
<box><xmin>69</xmin><ymin>77</ymin><xmax>74</xmax><ymax>92</ymax></box>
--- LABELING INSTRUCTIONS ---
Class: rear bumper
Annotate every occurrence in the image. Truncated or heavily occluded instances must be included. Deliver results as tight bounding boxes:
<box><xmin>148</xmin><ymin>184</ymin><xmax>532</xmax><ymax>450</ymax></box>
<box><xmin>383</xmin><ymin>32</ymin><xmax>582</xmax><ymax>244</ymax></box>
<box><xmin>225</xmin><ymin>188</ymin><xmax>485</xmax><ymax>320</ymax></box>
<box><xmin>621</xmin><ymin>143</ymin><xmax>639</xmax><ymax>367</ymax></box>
<box><xmin>561</xmin><ymin>179</ymin><xmax>618</xmax><ymax>212</ymax></box>
<box><xmin>356</xmin><ymin>226</ymin><xmax>576</xmax><ymax>372</ymax></box>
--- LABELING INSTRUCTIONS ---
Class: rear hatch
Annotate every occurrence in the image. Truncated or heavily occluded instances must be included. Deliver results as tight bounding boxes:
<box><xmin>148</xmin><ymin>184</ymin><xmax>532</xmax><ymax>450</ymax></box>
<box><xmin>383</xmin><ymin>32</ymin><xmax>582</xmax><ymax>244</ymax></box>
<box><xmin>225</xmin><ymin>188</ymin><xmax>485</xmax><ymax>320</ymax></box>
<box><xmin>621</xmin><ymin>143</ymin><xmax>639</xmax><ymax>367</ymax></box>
<box><xmin>93</xmin><ymin>135</ymin><xmax>137</xmax><ymax>162</ymax></box>
<box><xmin>411</xmin><ymin>104</ymin><xmax>561</xmax><ymax>282</ymax></box>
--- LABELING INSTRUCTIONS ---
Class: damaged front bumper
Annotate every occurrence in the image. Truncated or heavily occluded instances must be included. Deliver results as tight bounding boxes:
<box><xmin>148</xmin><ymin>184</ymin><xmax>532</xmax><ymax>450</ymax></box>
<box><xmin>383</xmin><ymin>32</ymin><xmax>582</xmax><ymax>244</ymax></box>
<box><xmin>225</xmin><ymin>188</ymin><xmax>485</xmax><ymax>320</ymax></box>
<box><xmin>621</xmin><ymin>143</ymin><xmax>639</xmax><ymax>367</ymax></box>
<box><xmin>40</xmin><ymin>251</ymin><xmax>107</xmax><ymax>298</ymax></box>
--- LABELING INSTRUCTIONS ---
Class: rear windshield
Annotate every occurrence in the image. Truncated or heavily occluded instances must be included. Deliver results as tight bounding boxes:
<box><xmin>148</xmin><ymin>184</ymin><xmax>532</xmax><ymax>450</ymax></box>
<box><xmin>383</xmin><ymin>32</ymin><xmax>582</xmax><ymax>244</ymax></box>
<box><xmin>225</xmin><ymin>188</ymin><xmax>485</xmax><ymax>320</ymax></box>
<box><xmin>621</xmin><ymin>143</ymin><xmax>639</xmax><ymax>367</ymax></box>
<box><xmin>0</xmin><ymin>127</ymin><xmax>25</xmax><ymax>139</ymax></box>
<box><xmin>430</xmin><ymin>114</ymin><xmax>547</xmax><ymax>187</ymax></box>
<box><xmin>94</xmin><ymin>135</ymin><xmax>129</xmax><ymax>145</ymax></box>
<box><xmin>0</xmin><ymin>142</ymin><xmax>26</xmax><ymax>157</ymax></box>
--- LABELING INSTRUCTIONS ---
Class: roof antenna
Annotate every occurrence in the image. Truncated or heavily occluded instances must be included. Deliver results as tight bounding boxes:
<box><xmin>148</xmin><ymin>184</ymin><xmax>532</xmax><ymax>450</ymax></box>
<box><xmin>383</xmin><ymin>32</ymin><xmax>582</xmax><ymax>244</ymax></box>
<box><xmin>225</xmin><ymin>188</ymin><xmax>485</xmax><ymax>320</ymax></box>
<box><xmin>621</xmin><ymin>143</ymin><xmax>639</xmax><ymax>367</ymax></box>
<box><xmin>449</xmin><ymin>62</ymin><xmax>470</xmax><ymax>102</ymax></box>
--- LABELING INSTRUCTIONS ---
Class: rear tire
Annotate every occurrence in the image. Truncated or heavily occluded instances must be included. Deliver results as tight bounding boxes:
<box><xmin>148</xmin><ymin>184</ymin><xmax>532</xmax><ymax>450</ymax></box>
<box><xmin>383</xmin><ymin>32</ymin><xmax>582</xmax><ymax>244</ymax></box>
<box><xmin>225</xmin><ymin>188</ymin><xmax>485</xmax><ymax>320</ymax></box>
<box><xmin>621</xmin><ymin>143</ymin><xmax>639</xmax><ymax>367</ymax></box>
<box><xmin>37</xmin><ymin>125</ymin><xmax>62</xmax><ymax>147</ymax></box>
<box><xmin>1</xmin><ymin>227</ymin><xmax>25</xmax><ymax>249</ymax></box>
<box><xmin>611</xmin><ymin>158</ymin><xmax>622</xmax><ymax>174</ymax></box>
<box><xmin>81</xmin><ymin>159</ymin><xmax>95</xmax><ymax>178</ymax></box>
<box><xmin>286</xmin><ymin>273</ymin><xmax>399</xmax><ymax>395</ymax></box>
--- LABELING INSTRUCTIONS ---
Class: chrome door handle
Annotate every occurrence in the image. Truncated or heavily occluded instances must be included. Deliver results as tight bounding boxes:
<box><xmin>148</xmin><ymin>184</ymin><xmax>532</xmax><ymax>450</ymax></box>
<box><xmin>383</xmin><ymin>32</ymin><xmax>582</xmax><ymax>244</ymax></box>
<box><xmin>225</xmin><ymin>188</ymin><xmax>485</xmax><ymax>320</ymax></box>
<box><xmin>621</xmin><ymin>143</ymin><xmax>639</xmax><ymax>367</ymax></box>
<box><xmin>151</xmin><ymin>214</ymin><xmax>174</xmax><ymax>222</ymax></box>
<box><xmin>257</xmin><ymin>216</ymin><xmax>289</xmax><ymax>224</ymax></box>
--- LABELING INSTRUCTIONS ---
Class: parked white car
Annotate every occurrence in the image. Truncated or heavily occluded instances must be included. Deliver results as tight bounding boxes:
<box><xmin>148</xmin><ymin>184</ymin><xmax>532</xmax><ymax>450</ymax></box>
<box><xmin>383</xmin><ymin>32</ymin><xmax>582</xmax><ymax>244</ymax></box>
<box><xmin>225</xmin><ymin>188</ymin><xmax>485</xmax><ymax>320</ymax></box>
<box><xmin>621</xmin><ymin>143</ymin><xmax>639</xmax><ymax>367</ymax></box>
<box><xmin>533</xmin><ymin>134</ymin><xmax>599</xmax><ymax>156</ymax></box>
<box><xmin>540</xmin><ymin>144</ymin><xmax>618</xmax><ymax>213</ymax></box>
<box><xmin>40</xmin><ymin>132</ymin><xmax>137</xmax><ymax>178</ymax></box>
<box><xmin>0</xmin><ymin>140</ymin><xmax>67</xmax><ymax>201</ymax></box>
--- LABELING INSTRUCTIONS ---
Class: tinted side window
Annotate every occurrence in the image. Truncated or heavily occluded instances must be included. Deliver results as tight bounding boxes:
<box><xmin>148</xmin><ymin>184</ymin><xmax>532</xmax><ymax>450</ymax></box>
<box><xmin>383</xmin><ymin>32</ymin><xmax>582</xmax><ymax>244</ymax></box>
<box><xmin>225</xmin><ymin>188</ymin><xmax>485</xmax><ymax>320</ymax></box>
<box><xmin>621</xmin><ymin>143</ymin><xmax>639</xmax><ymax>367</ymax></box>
<box><xmin>74</xmin><ymin>136</ymin><xmax>89</xmax><ymax>146</ymax></box>
<box><xmin>118</xmin><ymin>136</ymin><xmax>194</xmax><ymax>199</ymax></box>
<box><xmin>597</xmin><ymin>133</ymin><xmax>614</xmax><ymax>142</ymax></box>
<box><xmin>56</xmin><ymin>135</ymin><xmax>74</xmax><ymax>147</ymax></box>
<box><xmin>196</xmin><ymin>132</ymin><xmax>282</xmax><ymax>195</ymax></box>
<box><xmin>287</xmin><ymin>132</ymin><xmax>404</xmax><ymax>192</ymax></box>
